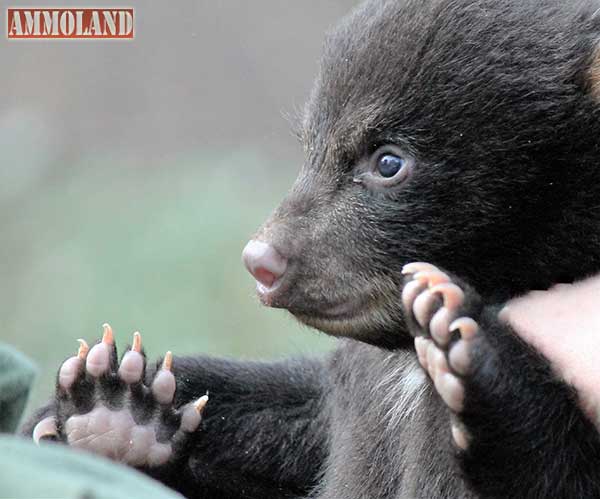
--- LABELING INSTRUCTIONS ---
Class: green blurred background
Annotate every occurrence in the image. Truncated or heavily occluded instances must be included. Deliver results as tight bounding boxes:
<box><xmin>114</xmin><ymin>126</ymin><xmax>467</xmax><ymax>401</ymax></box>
<box><xmin>0</xmin><ymin>1</ymin><xmax>358</xmax><ymax>411</ymax></box>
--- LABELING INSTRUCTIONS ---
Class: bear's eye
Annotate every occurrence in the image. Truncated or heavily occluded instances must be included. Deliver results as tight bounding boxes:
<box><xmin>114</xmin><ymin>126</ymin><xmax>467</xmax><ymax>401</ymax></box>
<box><xmin>376</xmin><ymin>154</ymin><xmax>405</xmax><ymax>178</ymax></box>
<box><xmin>353</xmin><ymin>145</ymin><xmax>412</xmax><ymax>188</ymax></box>
<box><xmin>352</xmin><ymin>144</ymin><xmax>415</xmax><ymax>189</ymax></box>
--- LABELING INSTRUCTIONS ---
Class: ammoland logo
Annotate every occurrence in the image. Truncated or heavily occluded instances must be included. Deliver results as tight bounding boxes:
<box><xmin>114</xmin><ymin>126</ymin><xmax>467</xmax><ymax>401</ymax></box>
<box><xmin>7</xmin><ymin>8</ymin><xmax>134</xmax><ymax>39</ymax></box>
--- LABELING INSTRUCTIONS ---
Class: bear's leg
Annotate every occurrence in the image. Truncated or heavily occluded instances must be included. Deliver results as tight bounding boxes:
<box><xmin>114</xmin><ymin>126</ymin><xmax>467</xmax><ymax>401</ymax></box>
<box><xmin>401</xmin><ymin>262</ymin><xmax>600</xmax><ymax>499</ymax></box>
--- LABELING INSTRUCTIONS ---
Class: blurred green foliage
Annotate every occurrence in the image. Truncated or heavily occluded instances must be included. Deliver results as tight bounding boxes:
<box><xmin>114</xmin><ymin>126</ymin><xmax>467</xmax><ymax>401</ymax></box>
<box><xmin>1</xmin><ymin>149</ymin><xmax>333</xmax><ymax>411</ymax></box>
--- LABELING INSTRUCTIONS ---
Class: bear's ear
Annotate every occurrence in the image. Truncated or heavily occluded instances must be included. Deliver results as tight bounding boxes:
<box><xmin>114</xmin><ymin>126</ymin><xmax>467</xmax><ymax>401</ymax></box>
<box><xmin>588</xmin><ymin>44</ymin><xmax>600</xmax><ymax>102</ymax></box>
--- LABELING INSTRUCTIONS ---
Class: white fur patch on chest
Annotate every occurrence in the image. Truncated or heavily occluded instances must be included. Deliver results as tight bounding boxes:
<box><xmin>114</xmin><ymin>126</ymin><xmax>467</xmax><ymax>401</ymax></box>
<box><xmin>375</xmin><ymin>355</ymin><xmax>428</xmax><ymax>429</ymax></box>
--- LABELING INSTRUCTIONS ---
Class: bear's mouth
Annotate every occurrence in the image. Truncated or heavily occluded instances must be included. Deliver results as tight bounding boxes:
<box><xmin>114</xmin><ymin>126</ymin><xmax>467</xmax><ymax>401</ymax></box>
<box><xmin>289</xmin><ymin>288</ymin><xmax>400</xmax><ymax>337</ymax></box>
<box><xmin>255</xmin><ymin>273</ymin><xmax>374</xmax><ymax>318</ymax></box>
<box><xmin>293</xmin><ymin>309</ymin><xmax>368</xmax><ymax>336</ymax></box>
<box><xmin>254</xmin><ymin>271</ymin><xmax>402</xmax><ymax>337</ymax></box>
<box><xmin>294</xmin><ymin>295</ymin><xmax>372</xmax><ymax>322</ymax></box>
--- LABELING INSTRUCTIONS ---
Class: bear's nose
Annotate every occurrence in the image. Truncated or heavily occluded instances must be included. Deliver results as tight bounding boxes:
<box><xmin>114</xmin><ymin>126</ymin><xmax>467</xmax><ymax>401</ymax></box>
<box><xmin>242</xmin><ymin>240</ymin><xmax>288</xmax><ymax>289</ymax></box>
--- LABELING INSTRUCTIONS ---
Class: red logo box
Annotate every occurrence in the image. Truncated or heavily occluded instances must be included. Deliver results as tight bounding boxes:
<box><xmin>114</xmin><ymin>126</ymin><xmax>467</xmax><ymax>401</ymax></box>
<box><xmin>7</xmin><ymin>8</ymin><xmax>134</xmax><ymax>39</ymax></box>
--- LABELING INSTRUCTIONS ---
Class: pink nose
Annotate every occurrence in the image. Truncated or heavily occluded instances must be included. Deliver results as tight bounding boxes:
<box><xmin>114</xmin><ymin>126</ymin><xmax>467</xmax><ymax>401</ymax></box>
<box><xmin>242</xmin><ymin>240</ymin><xmax>288</xmax><ymax>289</ymax></box>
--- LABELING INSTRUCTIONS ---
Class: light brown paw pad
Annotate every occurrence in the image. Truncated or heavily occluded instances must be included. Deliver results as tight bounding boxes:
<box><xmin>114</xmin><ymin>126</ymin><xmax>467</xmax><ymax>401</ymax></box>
<box><xmin>413</xmin><ymin>314</ymin><xmax>480</xmax><ymax>411</ymax></box>
<box><xmin>402</xmin><ymin>263</ymin><xmax>466</xmax><ymax>333</ymax></box>
<box><xmin>61</xmin><ymin>395</ymin><xmax>208</xmax><ymax>467</ymax></box>
<box><xmin>152</xmin><ymin>352</ymin><xmax>176</xmax><ymax>404</ymax></box>
<box><xmin>451</xmin><ymin>420</ymin><xmax>470</xmax><ymax>450</ymax></box>
<box><xmin>47</xmin><ymin>323</ymin><xmax>210</xmax><ymax>467</ymax></box>
<box><xmin>33</xmin><ymin>416</ymin><xmax>58</xmax><ymax>444</ymax></box>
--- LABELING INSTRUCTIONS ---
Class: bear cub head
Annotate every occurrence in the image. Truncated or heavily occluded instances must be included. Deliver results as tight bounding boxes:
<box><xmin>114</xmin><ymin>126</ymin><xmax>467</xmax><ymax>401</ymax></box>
<box><xmin>243</xmin><ymin>0</ymin><xmax>600</xmax><ymax>348</ymax></box>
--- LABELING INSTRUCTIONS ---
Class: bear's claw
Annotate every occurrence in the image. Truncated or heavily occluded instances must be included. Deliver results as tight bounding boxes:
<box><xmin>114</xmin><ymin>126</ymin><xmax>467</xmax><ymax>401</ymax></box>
<box><xmin>34</xmin><ymin>323</ymin><xmax>208</xmax><ymax>468</ymax></box>
<box><xmin>402</xmin><ymin>263</ymin><xmax>482</xmax><ymax>450</ymax></box>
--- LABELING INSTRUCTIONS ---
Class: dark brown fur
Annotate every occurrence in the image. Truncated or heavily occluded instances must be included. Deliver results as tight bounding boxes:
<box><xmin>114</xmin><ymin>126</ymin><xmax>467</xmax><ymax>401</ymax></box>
<box><xmin>23</xmin><ymin>1</ymin><xmax>600</xmax><ymax>497</ymax></box>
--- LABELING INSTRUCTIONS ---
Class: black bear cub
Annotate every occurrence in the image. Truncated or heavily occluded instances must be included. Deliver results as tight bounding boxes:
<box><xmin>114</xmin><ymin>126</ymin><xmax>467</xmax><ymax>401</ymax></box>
<box><xmin>23</xmin><ymin>0</ymin><xmax>600</xmax><ymax>498</ymax></box>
